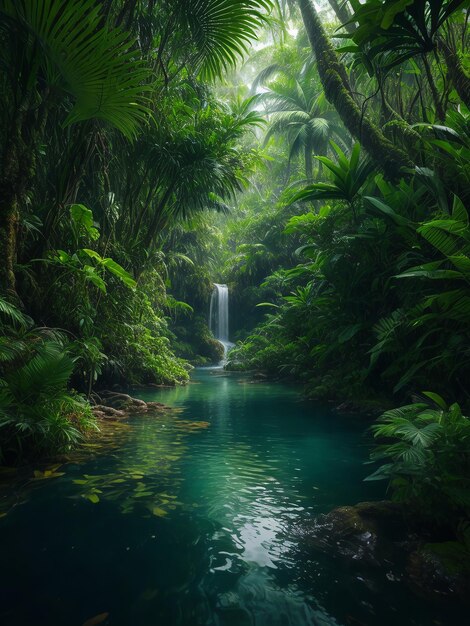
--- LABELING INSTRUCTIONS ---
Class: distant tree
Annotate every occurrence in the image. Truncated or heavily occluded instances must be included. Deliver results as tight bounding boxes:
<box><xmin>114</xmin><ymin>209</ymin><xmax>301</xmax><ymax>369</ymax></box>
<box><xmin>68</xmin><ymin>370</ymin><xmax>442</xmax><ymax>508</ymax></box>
<box><xmin>255</xmin><ymin>64</ymin><xmax>346</xmax><ymax>178</ymax></box>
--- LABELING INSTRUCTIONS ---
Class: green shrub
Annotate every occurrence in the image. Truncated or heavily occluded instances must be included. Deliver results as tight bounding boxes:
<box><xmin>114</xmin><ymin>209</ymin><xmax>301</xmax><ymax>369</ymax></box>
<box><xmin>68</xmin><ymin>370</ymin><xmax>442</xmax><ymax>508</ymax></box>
<box><xmin>226</xmin><ymin>333</ymin><xmax>297</xmax><ymax>375</ymax></box>
<box><xmin>171</xmin><ymin>316</ymin><xmax>224</xmax><ymax>365</ymax></box>
<box><xmin>366</xmin><ymin>393</ymin><xmax>470</xmax><ymax>523</ymax></box>
<box><xmin>94</xmin><ymin>279</ymin><xmax>190</xmax><ymax>386</ymax></box>
<box><xmin>0</xmin><ymin>298</ymin><xmax>96</xmax><ymax>464</ymax></box>
<box><xmin>0</xmin><ymin>342</ymin><xmax>96</xmax><ymax>464</ymax></box>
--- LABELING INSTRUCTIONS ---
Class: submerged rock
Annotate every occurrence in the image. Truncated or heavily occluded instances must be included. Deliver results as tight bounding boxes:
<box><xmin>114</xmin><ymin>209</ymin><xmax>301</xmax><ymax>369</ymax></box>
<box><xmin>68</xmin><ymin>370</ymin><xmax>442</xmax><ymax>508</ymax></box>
<box><xmin>299</xmin><ymin>501</ymin><xmax>408</xmax><ymax>564</ymax></box>
<box><xmin>408</xmin><ymin>542</ymin><xmax>470</xmax><ymax>600</ymax></box>
<box><xmin>299</xmin><ymin>501</ymin><xmax>469</xmax><ymax>604</ymax></box>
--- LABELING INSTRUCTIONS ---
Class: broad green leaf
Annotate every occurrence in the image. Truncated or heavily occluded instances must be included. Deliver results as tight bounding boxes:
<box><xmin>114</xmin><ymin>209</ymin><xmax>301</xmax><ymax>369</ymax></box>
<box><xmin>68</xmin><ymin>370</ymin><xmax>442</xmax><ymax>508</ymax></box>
<box><xmin>422</xmin><ymin>392</ymin><xmax>447</xmax><ymax>411</ymax></box>
<box><xmin>70</xmin><ymin>204</ymin><xmax>100</xmax><ymax>240</ymax></box>
<box><xmin>82</xmin><ymin>249</ymin><xmax>103</xmax><ymax>263</ymax></box>
<box><xmin>337</xmin><ymin>324</ymin><xmax>362</xmax><ymax>344</ymax></box>
<box><xmin>364</xmin><ymin>196</ymin><xmax>411</xmax><ymax>227</ymax></box>
<box><xmin>452</xmin><ymin>195</ymin><xmax>468</xmax><ymax>224</ymax></box>
<box><xmin>381</xmin><ymin>0</ymin><xmax>414</xmax><ymax>29</ymax></box>
<box><xmin>3</xmin><ymin>0</ymin><xmax>151</xmax><ymax>139</ymax></box>
<box><xmin>83</xmin><ymin>266</ymin><xmax>107</xmax><ymax>293</ymax></box>
<box><xmin>152</xmin><ymin>507</ymin><xmax>168</xmax><ymax>517</ymax></box>
<box><xmin>101</xmin><ymin>258</ymin><xmax>137</xmax><ymax>289</ymax></box>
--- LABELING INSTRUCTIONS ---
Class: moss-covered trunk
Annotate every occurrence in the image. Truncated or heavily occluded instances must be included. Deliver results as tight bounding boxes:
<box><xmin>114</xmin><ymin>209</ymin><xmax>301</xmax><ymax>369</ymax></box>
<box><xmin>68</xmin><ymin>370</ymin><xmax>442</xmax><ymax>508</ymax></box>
<box><xmin>0</xmin><ymin>95</ymin><xmax>49</xmax><ymax>296</ymax></box>
<box><xmin>439</xmin><ymin>40</ymin><xmax>470</xmax><ymax>110</ymax></box>
<box><xmin>297</xmin><ymin>0</ymin><xmax>413</xmax><ymax>179</ymax></box>
<box><xmin>421</xmin><ymin>54</ymin><xmax>445</xmax><ymax>122</ymax></box>
<box><xmin>0</xmin><ymin>202</ymin><xmax>18</xmax><ymax>296</ymax></box>
<box><xmin>326</xmin><ymin>0</ymin><xmax>355</xmax><ymax>34</ymax></box>
<box><xmin>0</xmin><ymin>126</ymin><xmax>23</xmax><ymax>295</ymax></box>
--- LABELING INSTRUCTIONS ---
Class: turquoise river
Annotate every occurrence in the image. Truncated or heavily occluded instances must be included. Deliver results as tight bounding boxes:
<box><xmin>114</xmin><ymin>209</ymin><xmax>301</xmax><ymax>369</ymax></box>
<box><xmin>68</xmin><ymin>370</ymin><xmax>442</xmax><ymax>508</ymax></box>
<box><xmin>0</xmin><ymin>370</ymin><xmax>465</xmax><ymax>625</ymax></box>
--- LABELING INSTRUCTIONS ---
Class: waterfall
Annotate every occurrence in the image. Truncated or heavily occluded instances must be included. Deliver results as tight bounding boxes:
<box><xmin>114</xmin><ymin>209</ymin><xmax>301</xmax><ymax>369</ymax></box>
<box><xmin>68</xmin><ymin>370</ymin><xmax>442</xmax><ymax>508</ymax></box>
<box><xmin>210</xmin><ymin>283</ymin><xmax>233</xmax><ymax>360</ymax></box>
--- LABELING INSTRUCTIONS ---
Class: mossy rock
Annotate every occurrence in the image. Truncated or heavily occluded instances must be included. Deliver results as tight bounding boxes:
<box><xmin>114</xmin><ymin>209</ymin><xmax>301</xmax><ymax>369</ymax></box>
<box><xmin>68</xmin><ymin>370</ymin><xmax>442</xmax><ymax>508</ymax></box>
<box><xmin>300</xmin><ymin>502</ymin><xmax>382</xmax><ymax>566</ymax></box>
<box><xmin>408</xmin><ymin>541</ymin><xmax>470</xmax><ymax>602</ymax></box>
<box><xmin>299</xmin><ymin>500</ymin><xmax>418</xmax><ymax>576</ymax></box>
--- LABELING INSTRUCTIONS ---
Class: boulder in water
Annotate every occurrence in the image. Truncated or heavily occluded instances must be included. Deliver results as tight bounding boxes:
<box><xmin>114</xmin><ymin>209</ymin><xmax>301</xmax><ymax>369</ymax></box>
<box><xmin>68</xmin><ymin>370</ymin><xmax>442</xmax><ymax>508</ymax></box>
<box><xmin>408</xmin><ymin>542</ymin><xmax>470</xmax><ymax>601</ymax></box>
<box><xmin>299</xmin><ymin>500</ymin><xmax>470</xmax><ymax>604</ymax></box>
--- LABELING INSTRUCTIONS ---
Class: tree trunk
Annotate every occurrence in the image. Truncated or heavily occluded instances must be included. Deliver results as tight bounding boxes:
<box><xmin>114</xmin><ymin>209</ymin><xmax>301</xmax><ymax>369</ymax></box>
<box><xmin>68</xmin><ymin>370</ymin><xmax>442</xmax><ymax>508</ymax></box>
<box><xmin>142</xmin><ymin>181</ymin><xmax>177</xmax><ymax>250</ymax></box>
<box><xmin>0</xmin><ymin>201</ymin><xmax>18</xmax><ymax>297</ymax></box>
<box><xmin>305</xmin><ymin>143</ymin><xmax>313</xmax><ymax>179</ymax></box>
<box><xmin>422</xmin><ymin>54</ymin><xmax>446</xmax><ymax>122</ymax></box>
<box><xmin>0</xmin><ymin>127</ymin><xmax>23</xmax><ymax>296</ymax></box>
<box><xmin>327</xmin><ymin>0</ymin><xmax>355</xmax><ymax>34</ymax></box>
<box><xmin>438</xmin><ymin>40</ymin><xmax>470</xmax><ymax>110</ymax></box>
<box><xmin>297</xmin><ymin>0</ymin><xmax>413</xmax><ymax>179</ymax></box>
<box><xmin>0</xmin><ymin>92</ymin><xmax>49</xmax><ymax>297</ymax></box>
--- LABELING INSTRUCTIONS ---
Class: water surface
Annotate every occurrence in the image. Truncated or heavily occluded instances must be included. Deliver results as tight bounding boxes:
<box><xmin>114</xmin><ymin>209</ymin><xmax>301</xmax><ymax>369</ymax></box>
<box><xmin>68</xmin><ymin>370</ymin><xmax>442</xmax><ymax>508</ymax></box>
<box><xmin>0</xmin><ymin>370</ymin><xmax>463</xmax><ymax>625</ymax></box>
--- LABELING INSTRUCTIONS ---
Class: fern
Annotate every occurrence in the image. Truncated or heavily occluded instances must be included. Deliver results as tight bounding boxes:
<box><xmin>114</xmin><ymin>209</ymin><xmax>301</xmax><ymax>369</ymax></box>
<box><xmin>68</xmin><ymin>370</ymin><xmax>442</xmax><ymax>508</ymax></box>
<box><xmin>366</xmin><ymin>395</ymin><xmax>470</xmax><ymax>520</ymax></box>
<box><xmin>0</xmin><ymin>334</ymin><xmax>95</xmax><ymax>463</ymax></box>
<box><xmin>0</xmin><ymin>297</ymin><xmax>31</xmax><ymax>329</ymax></box>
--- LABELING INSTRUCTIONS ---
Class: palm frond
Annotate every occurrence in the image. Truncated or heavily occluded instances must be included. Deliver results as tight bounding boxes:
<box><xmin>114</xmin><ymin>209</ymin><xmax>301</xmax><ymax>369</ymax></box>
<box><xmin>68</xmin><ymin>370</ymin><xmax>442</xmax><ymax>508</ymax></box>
<box><xmin>3</xmin><ymin>0</ymin><xmax>151</xmax><ymax>139</ymax></box>
<box><xmin>0</xmin><ymin>297</ymin><xmax>31</xmax><ymax>329</ymax></box>
<box><xmin>179</xmin><ymin>0</ymin><xmax>272</xmax><ymax>81</ymax></box>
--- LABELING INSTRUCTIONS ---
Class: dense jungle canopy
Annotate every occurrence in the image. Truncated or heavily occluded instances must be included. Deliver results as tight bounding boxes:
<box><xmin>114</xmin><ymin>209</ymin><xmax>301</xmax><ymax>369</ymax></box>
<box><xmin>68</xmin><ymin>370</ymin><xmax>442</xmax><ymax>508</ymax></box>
<box><xmin>0</xmin><ymin>2</ymin><xmax>470</xmax><ymax>621</ymax></box>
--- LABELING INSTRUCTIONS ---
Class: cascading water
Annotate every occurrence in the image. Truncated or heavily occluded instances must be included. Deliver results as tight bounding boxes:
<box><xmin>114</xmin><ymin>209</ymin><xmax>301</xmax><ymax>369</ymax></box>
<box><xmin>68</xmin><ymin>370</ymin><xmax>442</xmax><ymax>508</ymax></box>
<box><xmin>209</xmin><ymin>283</ymin><xmax>234</xmax><ymax>362</ymax></box>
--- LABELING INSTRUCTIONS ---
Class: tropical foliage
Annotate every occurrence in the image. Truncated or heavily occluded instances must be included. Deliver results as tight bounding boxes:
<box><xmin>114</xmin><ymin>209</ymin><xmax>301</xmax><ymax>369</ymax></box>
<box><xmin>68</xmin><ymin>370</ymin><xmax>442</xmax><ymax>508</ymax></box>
<box><xmin>0</xmin><ymin>297</ymin><xmax>96</xmax><ymax>462</ymax></box>
<box><xmin>366</xmin><ymin>393</ymin><xmax>470</xmax><ymax>523</ymax></box>
<box><xmin>0</xmin><ymin>0</ymin><xmax>469</xmax><ymax>544</ymax></box>
<box><xmin>0</xmin><ymin>0</ymin><xmax>271</xmax><ymax>460</ymax></box>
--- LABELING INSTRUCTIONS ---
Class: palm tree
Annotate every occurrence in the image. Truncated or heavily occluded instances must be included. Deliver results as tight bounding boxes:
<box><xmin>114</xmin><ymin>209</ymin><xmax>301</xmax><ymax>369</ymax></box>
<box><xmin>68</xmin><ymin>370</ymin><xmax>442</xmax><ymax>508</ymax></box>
<box><xmin>104</xmin><ymin>93</ymin><xmax>264</xmax><ymax>273</ymax></box>
<box><xmin>255</xmin><ymin>63</ymin><xmax>346</xmax><ymax>179</ymax></box>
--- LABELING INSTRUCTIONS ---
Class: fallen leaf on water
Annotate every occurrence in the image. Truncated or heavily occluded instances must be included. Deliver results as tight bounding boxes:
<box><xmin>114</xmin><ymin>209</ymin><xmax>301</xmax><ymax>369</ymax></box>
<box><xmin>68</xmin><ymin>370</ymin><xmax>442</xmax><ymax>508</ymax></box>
<box><xmin>152</xmin><ymin>507</ymin><xmax>168</xmax><ymax>517</ymax></box>
<box><xmin>85</xmin><ymin>493</ymin><xmax>100</xmax><ymax>504</ymax></box>
<box><xmin>32</xmin><ymin>470</ymin><xmax>65</xmax><ymax>480</ymax></box>
<box><xmin>140</xmin><ymin>588</ymin><xmax>158</xmax><ymax>601</ymax></box>
<box><xmin>82</xmin><ymin>612</ymin><xmax>109</xmax><ymax>626</ymax></box>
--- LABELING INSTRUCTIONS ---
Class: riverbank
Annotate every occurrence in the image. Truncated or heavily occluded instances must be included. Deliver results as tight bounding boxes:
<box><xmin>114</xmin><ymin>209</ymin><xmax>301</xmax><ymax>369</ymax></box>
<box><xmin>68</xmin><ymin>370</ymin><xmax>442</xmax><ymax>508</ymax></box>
<box><xmin>225</xmin><ymin>364</ymin><xmax>393</xmax><ymax>417</ymax></box>
<box><xmin>91</xmin><ymin>390</ymin><xmax>174</xmax><ymax>420</ymax></box>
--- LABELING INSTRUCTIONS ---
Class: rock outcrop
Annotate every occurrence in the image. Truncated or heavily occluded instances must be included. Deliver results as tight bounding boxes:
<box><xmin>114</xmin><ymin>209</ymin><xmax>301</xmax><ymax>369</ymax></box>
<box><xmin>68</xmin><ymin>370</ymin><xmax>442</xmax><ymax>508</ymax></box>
<box><xmin>298</xmin><ymin>500</ymin><xmax>470</xmax><ymax>604</ymax></box>
<box><xmin>91</xmin><ymin>390</ymin><xmax>172</xmax><ymax>420</ymax></box>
